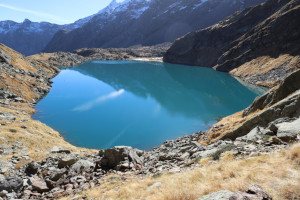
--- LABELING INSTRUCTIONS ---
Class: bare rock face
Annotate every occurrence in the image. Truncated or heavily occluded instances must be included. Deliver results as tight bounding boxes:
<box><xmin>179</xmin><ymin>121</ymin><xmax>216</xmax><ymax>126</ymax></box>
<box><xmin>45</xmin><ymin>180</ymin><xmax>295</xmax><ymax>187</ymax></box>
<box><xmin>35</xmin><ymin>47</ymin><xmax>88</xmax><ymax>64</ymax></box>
<box><xmin>164</xmin><ymin>0</ymin><xmax>300</xmax><ymax>84</ymax></box>
<box><xmin>100</xmin><ymin>146</ymin><xmax>144</xmax><ymax>169</ymax></box>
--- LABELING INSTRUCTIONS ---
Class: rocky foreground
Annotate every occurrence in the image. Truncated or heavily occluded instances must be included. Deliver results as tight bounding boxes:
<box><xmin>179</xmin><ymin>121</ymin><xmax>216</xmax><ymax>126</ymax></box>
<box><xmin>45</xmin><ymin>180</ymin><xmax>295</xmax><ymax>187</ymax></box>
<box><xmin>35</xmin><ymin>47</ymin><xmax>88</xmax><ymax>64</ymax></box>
<box><xmin>0</xmin><ymin>40</ymin><xmax>299</xmax><ymax>199</ymax></box>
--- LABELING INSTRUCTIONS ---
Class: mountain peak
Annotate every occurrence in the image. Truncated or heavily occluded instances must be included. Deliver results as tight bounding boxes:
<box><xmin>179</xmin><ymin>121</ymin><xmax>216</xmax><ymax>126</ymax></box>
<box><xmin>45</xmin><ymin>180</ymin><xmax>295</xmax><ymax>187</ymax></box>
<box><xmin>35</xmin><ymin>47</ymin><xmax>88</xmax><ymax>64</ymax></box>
<box><xmin>23</xmin><ymin>18</ymin><xmax>31</xmax><ymax>23</ymax></box>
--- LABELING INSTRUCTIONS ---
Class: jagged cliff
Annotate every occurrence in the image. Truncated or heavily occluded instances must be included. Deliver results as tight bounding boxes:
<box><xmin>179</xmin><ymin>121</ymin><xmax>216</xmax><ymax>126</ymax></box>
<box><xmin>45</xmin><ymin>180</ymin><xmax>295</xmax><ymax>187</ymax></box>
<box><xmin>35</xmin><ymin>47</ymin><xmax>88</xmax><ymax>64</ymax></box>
<box><xmin>164</xmin><ymin>0</ymin><xmax>300</xmax><ymax>87</ymax></box>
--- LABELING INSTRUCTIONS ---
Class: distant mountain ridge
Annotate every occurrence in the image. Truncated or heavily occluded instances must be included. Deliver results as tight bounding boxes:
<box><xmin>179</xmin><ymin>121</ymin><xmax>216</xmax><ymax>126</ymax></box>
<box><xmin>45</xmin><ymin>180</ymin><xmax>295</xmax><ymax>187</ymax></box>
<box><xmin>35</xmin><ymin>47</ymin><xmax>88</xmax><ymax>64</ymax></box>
<box><xmin>0</xmin><ymin>15</ymin><xmax>93</xmax><ymax>55</ymax></box>
<box><xmin>43</xmin><ymin>0</ymin><xmax>266</xmax><ymax>53</ymax></box>
<box><xmin>0</xmin><ymin>0</ymin><xmax>265</xmax><ymax>55</ymax></box>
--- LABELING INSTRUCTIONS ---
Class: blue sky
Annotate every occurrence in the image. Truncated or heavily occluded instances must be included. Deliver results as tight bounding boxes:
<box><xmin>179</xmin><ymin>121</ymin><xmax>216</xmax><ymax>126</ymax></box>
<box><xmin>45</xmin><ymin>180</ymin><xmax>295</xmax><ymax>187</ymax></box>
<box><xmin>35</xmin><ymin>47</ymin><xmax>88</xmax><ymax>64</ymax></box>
<box><xmin>0</xmin><ymin>0</ymin><xmax>112</xmax><ymax>24</ymax></box>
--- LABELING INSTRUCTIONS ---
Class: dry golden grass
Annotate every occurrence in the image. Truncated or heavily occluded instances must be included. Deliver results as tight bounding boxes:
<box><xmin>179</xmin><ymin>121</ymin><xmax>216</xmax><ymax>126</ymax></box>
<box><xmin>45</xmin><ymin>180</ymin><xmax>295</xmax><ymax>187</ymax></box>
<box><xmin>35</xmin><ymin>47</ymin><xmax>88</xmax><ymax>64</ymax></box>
<box><xmin>230</xmin><ymin>54</ymin><xmax>300</xmax><ymax>88</ymax></box>
<box><xmin>0</xmin><ymin>105</ymin><xmax>97</xmax><ymax>161</ymax></box>
<box><xmin>199</xmin><ymin>110</ymin><xmax>260</xmax><ymax>145</ymax></box>
<box><xmin>62</xmin><ymin>143</ymin><xmax>300</xmax><ymax>200</ymax></box>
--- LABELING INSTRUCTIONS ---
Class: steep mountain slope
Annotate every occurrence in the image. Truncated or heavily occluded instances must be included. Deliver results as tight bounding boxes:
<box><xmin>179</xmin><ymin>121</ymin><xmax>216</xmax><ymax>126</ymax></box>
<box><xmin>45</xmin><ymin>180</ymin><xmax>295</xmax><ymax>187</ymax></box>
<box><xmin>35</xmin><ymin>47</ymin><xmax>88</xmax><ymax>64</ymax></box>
<box><xmin>0</xmin><ymin>16</ymin><xmax>92</xmax><ymax>56</ymax></box>
<box><xmin>164</xmin><ymin>0</ymin><xmax>300</xmax><ymax>87</ymax></box>
<box><xmin>43</xmin><ymin>0</ymin><xmax>265</xmax><ymax>52</ymax></box>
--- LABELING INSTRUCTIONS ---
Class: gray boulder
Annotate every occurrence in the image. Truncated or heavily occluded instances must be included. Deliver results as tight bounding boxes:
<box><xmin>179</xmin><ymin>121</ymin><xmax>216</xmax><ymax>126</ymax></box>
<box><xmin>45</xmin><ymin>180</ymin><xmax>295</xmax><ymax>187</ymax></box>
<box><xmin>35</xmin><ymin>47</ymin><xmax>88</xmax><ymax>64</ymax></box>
<box><xmin>100</xmin><ymin>146</ymin><xmax>143</xmax><ymax>169</ymax></box>
<box><xmin>47</xmin><ymin>167</ymin><xmax>67</xmax><ymax>181</ymax></box>
<box><xmin>230</xmin><ymin>184</ymin><xmax>272</xmax><ymax>200</ymax></box>
<box><xmin>29</xmin><ymin>177</ymin><xmax>50</xmax><ymax>193</ymax></box>
<box><xmin>276</xmin><ymin>118</ymin><xmax>300</xmax><ymax>142</ymax></box>
<box><xmin>58</xmin><ymin>155</ymin><xmax>78</xmax><ymax>168</ymax></box>
<box><xmin>71</xmin><ymin>159</ymin><xmax>95</xmax><ymax>173</ymax></box>
<box><xmin>196</xmin><ymin>190</ymin><xmax>234</xmax><ymax>200</ymax></box>
<box><xmin>0</xmin><ymin>175</ymin><xmax>23</xmax><ymax>192</ymax></box>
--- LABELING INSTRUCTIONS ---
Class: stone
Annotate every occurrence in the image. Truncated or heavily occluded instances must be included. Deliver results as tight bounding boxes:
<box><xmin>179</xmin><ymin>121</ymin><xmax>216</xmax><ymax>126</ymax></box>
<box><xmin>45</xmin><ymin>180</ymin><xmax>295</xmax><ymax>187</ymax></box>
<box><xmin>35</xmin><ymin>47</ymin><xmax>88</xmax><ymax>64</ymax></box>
<box><xmin>58</xmin><ymin>155</ymin><xmax>78</xmax><ymax>168</ymax></box>
<box><xmin>246</xmin><ymin>127</ymin><xmax>264</xmax><ymax>142</ymax></box>
<box><xmin>196</xmin><ymin>190</ymin><xmax>234</xmax><ymax>200</ymax></box>
<box><xmin>29</xmin><ymin>177</ymin><xmax>50</xmax><ymax>193</ymax></box>
<box><xmin>247</xmin><ymin>184</ymin><xmax>272</xmax><ymax>200</ymax></box>
<box><xmin>230</xmin><ymin>184</ymin><xmax>272</xmax><ymax>200</ymax></box>
<box><xmin>25</xmin><ymin>161</ymin><xmax>40</xmax><ymax>175</ymax></box>
<box><xmin>169</xmin><ymin>167</ymin><xmax>181</xmax><ymax>173</ymax></box>
<box><xmin>0</xmin><ymin>161</ymin><xmax>13</xmax><ymax>174</ymax></box>
<box><xmin>128</xmin><ymin>149</ymin><xmax>143</xmax><ymax>165</ymax></box>
<box><xmin>51</xmin><ymin>146</ymin><xmax>71</xmax><ymax>154</ymax></box>
<box><xmin>0</xmin><ymin>175</ymin><xmax>23</xmax><ymax>192</ymax></box>
<box><xmin>180</xmin><ymin>152</ymin><xmax>190</xmax><ymax>160</ymax></box>
<box><xmin>71</xmin><ymin>160</ymin><xmax>95</xmax><ymax>173</ymax></box>
<box><xmin>100</xmin><ymin>146</ymin><xmax>132</xmax><ymax>169</ymax></box>
<box><xmin>276</xmin><ymin>118</ymin><xmax>300</xmax><ymax>142</ymax></box>
<box><xmin>47</xmin><ymin>168</ymin><xmax>67</xmax><ymax>181</ymax></box>
<box><xmin>146</xmin><ymin>182</ymin><xmax>162</xmax><ymax>192</ymax></box>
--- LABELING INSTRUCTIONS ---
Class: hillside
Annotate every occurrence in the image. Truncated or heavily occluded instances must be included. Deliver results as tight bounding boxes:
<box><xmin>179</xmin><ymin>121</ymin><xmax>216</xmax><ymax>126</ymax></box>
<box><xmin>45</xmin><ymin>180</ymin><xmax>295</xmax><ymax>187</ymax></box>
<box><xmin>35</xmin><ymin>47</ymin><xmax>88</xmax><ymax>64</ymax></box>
<box><xmin>43</xmin><ymin>0</ymin><xmax>265</xmax><ymax>53</ymax></box>
<box><xmin>164</xmin><ymin>0</ymin><xmax>300</xmax><ymax>87</ymax></box>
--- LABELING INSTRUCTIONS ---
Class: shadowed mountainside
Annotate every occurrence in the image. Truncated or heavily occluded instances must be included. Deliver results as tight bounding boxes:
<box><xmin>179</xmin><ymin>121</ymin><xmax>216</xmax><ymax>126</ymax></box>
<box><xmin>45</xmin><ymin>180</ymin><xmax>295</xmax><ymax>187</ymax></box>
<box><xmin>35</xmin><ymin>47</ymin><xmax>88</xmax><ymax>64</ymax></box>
<box><xmin>164</xmin><ymin>0</ymin><xmax>300</xmax><ymax>87</ymax></box>
<box><xmin>43</xmin><ymin>0</ymin><xmax>265</xmax><ymax>53</ymax></box>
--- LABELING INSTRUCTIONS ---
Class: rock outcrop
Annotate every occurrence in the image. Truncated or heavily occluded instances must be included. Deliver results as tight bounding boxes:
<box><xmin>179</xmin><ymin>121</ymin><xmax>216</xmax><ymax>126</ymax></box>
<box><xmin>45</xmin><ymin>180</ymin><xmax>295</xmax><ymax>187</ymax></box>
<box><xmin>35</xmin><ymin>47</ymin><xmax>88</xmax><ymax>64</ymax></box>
<box><xmin>164</xmin><ymin>0</ymin><xmax>300</xmax><ymax>87</ymax></box>
<box><xmin>196</xmin><ymin>184</ymin><xmax>272</xmax><ymax>200</ymax></box>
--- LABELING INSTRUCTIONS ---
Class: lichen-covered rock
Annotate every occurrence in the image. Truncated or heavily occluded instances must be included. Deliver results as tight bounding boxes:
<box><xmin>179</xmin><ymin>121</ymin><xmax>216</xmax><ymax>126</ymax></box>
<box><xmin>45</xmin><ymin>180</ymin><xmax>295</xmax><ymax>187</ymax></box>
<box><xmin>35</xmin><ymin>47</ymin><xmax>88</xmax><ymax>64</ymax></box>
<box><xmin>196</xmin><ymin>190</ymin><xmax>234</xmax><ymax>200</ymax></box>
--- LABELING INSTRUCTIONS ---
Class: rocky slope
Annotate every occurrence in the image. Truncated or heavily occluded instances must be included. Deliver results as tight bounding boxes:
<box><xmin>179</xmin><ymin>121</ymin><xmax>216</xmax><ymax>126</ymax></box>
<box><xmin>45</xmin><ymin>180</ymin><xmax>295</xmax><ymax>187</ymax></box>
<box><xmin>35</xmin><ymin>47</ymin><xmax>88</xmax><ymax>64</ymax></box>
<box><xmin>0</xmin><ymin>43</ymin><xmax>96</xmax><ymax>170</ymax></box>
<box><xmin>164</xmin><ymin>0</ymin><xmax>300</xmax><ymax>87</ymax></box>
<box><xmin>43</xmin><ymin>0</ymin><xmax>265</xmax><ymax>53</ymax></box>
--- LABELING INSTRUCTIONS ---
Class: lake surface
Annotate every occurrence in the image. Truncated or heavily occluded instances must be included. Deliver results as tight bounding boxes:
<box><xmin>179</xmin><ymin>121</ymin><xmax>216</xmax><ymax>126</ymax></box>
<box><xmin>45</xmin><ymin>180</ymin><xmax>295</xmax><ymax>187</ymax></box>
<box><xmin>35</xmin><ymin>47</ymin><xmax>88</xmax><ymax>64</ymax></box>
<box><xmin>34</xmin><ymin>61</ymin><xmax>265</xmax><ymax>150</ymax></box>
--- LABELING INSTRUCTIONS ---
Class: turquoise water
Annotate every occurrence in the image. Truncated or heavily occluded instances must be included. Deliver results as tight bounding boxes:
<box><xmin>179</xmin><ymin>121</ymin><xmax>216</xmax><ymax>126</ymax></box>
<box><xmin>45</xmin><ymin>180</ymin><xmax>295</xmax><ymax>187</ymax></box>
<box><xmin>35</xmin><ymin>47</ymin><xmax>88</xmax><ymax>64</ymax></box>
<box><xmin>34</xmin><ymin>61</ymin><xmax>265</xmax><ymax>150</ymax></box>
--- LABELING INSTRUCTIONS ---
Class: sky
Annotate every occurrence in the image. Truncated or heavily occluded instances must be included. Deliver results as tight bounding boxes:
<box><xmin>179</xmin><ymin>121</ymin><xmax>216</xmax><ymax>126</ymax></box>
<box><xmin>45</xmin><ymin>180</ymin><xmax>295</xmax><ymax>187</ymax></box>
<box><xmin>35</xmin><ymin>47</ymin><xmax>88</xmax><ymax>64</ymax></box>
<box><xmin>0</xmin><ymin>0</ymin><xmax>113</xmax><ymax>24</ymax></box>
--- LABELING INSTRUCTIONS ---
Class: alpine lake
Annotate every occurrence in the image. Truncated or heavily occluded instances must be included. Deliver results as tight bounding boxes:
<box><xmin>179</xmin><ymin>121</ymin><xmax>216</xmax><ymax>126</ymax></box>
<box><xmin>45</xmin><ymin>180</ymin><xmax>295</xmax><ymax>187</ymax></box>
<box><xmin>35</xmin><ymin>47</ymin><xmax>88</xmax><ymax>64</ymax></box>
<box><xmin>34</xmin><ymin>61</ymin><xmax>266</xmax><ymax>150</ymax></box>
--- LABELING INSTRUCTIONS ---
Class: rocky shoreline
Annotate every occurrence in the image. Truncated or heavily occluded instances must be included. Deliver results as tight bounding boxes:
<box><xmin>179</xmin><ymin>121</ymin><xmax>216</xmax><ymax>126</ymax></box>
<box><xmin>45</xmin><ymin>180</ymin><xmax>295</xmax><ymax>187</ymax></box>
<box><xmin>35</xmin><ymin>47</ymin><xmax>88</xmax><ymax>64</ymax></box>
<box><xmin>28</xmin><ymin>43</ymin><xmax>170</xmax><ymax>68</ymax></box>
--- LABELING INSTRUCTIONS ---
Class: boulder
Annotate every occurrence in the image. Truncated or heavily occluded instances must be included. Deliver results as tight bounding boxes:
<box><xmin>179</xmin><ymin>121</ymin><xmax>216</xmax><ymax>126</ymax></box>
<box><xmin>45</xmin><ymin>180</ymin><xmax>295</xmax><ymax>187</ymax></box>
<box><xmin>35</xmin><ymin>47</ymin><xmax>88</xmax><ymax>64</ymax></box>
<box><xmin>25</xmin><ymin>161</ymin><xmax>40</xmax><ymax>175</ymax></box>
<box><xmin>0</xmin><ymin>175</ymin><xmax>23</xmax><ymax>192</ymax></box>
<box><xmin>47</xmin><ymin>168</ymin><xmax>67</xmax><ymax>181</ymax></box>
<box><xmin>51</xmin><ymin>146</ymin><xmax>71</xmax><ymax>154</ymax></box>
<box><xmin>196</xmin><ymin>190</ymin><xmax>234</xmax><ymax>200</ymax></box>
<box><xmin>71</xmin><ymin>160</ymin><xmax>95</xmax><ymax>173</ymax></box>
<box><xmin>29</xmin><ymin>177</ymin><xmax>50</xmax><ymax>193</ymax></box>
<box><xmin>101</xmin><ymin>146</ymin><xmax>143</xmax><ymax>169</ymax></box>
<box><xmin>276</xmin><ymin>118</ymin><xmax>300</xmax><ymax>142</ymax></box>
<box><xmin>58</xmin><ymin>155</ymin><xmax>78</xmax><ymax>168</ymax></box>
<box><xmin>230</xmin><ymin>184</ymin><xmax>272</xmax><ymax>200</ymax></box>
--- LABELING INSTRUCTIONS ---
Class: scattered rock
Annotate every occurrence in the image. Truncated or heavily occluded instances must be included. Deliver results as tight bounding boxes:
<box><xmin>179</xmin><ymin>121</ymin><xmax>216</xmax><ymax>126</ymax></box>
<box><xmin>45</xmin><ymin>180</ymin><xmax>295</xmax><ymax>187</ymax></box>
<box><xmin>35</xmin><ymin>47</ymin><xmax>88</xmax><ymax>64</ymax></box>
<box><xmin>230</xmin><ymin>184</ymin><xmax>272</xmax><ymax>200</ymax></box>
<box><xmin>58</xmin><ymin>155</ymin><xmax>78</xmax><ymax>168</ymax></box>
<box><xmin>0</xmin><ymin>175</ymin><xmax>23</xmax><ymax>192</ymax></box>
<box><xmin>51</xmin><ymin>146</ymin><xmax>71</xmax><ymax>154</ymax></box>
<box><xmin>29</xmin><ymin>177</ymin><xmax>50</xmax><ymax>193</ymax></box>
<box><xmin>196</xmin><ymin>190</ymin><xmax>234</xmax><ymax>200</ymax></box>
<box><xmin>71</xmin><ymin>160</ymin><xmax>95</xmax><ymax>173</ymax></box>
<box><xmin>276</xmin><ymin>118</ymin><xmax>300</xmax><ymax>142</ymax></box>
